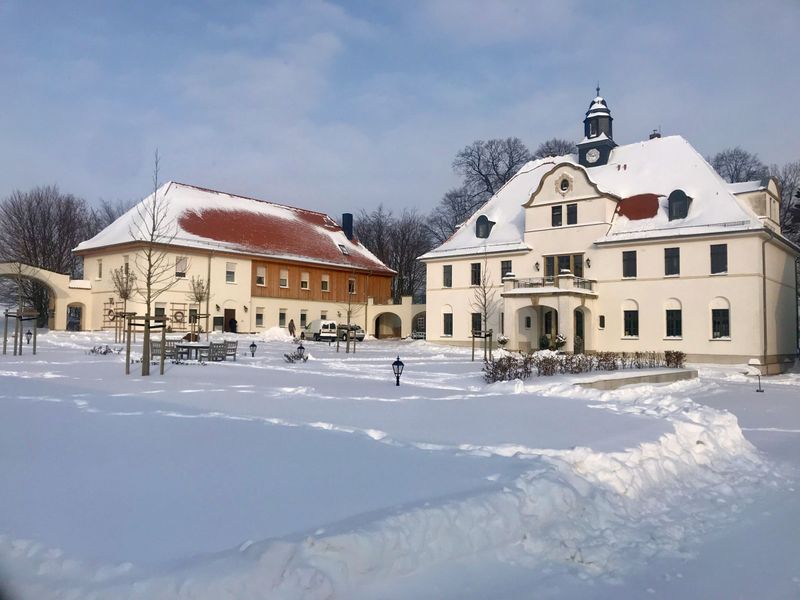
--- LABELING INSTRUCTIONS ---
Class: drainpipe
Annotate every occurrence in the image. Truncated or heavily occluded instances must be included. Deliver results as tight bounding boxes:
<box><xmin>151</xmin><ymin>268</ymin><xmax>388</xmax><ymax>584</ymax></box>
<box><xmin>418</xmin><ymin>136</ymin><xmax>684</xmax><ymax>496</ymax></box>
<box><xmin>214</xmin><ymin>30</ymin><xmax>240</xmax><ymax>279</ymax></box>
<box><xmin>761</xmin><ymin>229</ymin><xmax>776</xmax><ymax>370</ymax></box>
<box><xmin>796</xmin><ymin>257</ymin><xmax>800</xmax><ymax>359</ymax></box>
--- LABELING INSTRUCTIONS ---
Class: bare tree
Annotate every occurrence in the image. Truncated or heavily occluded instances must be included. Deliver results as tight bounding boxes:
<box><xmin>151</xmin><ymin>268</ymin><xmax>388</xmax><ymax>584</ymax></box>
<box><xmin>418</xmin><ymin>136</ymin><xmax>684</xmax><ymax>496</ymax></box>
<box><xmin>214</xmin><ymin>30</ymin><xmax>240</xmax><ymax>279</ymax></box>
<box><xmin>426</xmin><ymin>186</ymin><xmax>481</xmax><ymax>245</ymax></box>
<box><xmin>0</xmin><ymin>185</ymin><xmax>93</xmax><ymax>324</ymax></box>
<box><xmin>188</xmin><ymin>276</ymin><xmax>210</xmax><ymax>338</ymax></box>
<box><xmin>356</xmin><ymin>207</ymin><xmax>432</xmax><ymax>303</ymax></box>
<box><xmin>469</xmin><ymin>252</ymin><xmax>497</xmax><ymax>334</ymax></box>
<box><xmin>130</xmin><ymin>150</ymin><xmax>179</xmax><ymax>374</ymax></box>
<box><xmin>428</xmin><ymin>138</ymin><xmax>531</xmax><ymax>245</ymax></box>
<box><xmin>90</xmin><ymin>198</ymin><xmax>134</xmax><ymax>235</ymax></box>
<box><xmin>111</xmin><ymin>266</ymin><xmax>137</xmax><ymax>315</ymax></box>
<box><xmin>533</xmin><ymin>138</ymin><xmax>576</xmax><ymax>159</ymax></box>
<box><xmin>770</xmin><ymin>161</ymin><xmax>800</xmax><ymax>242</ymax></box>
<box><xmin>710</xmin><ymin>147</ymin><xmax>769</xmax><ymax>183</ymax></box>
<box><xmin>453</xmin><ymin>137</ymin><xmax>532</xmax><ymax>202</ymax></box>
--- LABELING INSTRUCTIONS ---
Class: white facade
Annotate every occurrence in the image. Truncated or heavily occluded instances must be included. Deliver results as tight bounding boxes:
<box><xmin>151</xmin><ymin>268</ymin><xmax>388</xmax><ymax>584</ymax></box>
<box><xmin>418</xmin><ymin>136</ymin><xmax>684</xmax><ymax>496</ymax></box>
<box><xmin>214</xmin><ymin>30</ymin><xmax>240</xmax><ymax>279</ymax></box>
<box><xmin>421</xmin><ymin>118</ymin><xmax>798</xmax><ymax>372</ymax></box>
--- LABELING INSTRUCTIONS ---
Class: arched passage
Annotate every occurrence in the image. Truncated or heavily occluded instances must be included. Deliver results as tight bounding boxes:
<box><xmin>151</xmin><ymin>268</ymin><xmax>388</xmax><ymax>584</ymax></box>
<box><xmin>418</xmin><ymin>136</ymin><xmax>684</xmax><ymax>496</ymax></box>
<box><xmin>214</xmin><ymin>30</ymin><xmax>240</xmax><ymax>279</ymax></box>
<box><xmin>0</xmin><ymin>273</ymin><xmax>57</xmax><ymax>329</ymax></box>
<box><xmin>374</xmin><ymin>312</ymin><xmax>402</xmax><ymax>339</ymax></box>
<box><xmin>411</xmin><ymin>311</ymin><xmax>426</xmax><ymax>335</ymax></box>
<box><xmin>66</xmin><ymin>303</ymin><xmax>86</xmax><ymax>331</ymax></box>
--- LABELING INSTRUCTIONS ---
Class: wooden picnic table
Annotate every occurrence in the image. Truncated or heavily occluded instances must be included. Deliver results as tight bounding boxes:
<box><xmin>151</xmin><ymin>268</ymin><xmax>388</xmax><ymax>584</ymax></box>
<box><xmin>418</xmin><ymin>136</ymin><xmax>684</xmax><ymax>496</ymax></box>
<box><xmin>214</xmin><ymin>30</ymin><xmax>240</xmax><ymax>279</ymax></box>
<box><xmin>176</xmin><ymin>341</ymin><xmax>210</xmax><ymax>361</ymax></box>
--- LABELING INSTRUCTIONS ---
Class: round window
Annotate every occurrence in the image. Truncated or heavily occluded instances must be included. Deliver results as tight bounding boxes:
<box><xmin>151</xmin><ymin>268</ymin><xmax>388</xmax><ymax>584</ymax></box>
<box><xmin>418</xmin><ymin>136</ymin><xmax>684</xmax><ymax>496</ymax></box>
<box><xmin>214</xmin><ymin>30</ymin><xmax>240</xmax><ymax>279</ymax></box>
<box><xmin>560</xmin><ymin>178</ymin><xmax>570</xmax><ymax>192</ymax></box>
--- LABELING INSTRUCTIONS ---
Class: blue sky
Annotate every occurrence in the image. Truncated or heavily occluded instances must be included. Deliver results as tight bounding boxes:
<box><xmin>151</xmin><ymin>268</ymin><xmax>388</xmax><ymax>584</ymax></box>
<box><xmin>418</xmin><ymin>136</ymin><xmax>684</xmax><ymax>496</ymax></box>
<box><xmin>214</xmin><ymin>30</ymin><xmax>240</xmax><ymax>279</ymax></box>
<box><xmin>1</xmin><ymin>1</ymin><xmax>798</xmax><ymax>215</ymax></box>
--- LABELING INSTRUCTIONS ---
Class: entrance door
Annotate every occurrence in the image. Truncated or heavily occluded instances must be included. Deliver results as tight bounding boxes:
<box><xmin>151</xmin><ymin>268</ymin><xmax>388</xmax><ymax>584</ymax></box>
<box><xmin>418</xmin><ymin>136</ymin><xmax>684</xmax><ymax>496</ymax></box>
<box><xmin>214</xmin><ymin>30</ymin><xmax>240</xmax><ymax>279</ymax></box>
<box><xmin>223</xmin><ymin>309</ymin><xmax>237</xmax><ymax>333</ymax></box>
<box><xmin>574</xmin><ymin>309</ymin><xmax>585</xmax><ymax>353</ymax></box>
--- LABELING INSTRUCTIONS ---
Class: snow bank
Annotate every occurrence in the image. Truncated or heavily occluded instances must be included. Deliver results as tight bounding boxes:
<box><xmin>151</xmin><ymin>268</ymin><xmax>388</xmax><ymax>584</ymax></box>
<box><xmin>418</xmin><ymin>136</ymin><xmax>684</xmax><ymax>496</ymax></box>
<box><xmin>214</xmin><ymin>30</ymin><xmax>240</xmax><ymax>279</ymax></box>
<box><xmin>11</xmin><ymin>384</ymin><xmax>771</xmax><ymax>599</ymax></box>
<box><xmin>262</xmin><ymin>326</ymin><xmax>294</xmax><ymax>342</ymax></box>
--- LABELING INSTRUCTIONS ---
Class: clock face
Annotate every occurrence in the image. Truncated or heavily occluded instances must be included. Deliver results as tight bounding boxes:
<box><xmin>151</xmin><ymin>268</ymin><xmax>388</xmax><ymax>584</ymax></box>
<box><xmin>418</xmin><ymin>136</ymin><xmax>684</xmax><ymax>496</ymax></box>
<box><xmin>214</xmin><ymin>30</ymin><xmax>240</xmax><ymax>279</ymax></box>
<box><xmin>586</xmin><ymin>148</ymin><xmax>600</xmax><ymax>163</ymax></box>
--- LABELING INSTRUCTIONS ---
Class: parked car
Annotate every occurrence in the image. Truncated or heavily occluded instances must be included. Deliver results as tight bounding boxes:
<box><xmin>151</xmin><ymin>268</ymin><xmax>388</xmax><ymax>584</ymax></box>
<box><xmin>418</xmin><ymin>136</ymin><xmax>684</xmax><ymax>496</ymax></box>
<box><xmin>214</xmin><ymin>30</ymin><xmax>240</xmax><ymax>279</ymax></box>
<box><xmin>305</xmin><ymin>319</ymin><xmax>338</xmax><ymax>342</ymax></box>
<box><xmin>410</xmin><ymin>330</ymin><xmax>426</xmax><ymax>340</ymax></box>
<box><xmin>338</xmin><ymin>324</ymin><xmax>365</xmax><ymax>342</ymax></box>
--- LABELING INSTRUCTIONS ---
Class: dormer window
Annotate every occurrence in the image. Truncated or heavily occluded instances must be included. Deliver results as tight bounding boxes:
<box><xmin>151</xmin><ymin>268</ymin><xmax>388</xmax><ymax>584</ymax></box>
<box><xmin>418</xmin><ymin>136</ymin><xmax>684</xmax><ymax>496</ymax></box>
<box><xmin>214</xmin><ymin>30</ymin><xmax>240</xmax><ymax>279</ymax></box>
<box><xmin>338</xmin><ymin>244</ymin><xmax>349</xmax><ymax>255</ymax></box>
<box><xmin>667</xmin><ymin>190</ymin><xmax>691</xmax><ymax>221</ymax></box>
<box><xmin>475</xmin><ymin>215</ymin><xmax>495</xmax><ymax>239</ymax></box>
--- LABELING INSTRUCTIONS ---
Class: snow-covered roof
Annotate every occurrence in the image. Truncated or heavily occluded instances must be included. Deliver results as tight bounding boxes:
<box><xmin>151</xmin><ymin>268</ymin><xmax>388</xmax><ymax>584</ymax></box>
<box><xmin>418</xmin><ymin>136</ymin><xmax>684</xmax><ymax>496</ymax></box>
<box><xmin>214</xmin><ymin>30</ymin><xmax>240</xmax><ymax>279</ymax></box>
<box><xmin>727</xmin><ymin>180</ymin><xmax>769</xmax><ymax>194</ymax></box>
<box><xmin>74</xmin><ymin>182</ymin><xmax>394</xmax><ymax>275</ymax></box>
<box><xmin>421</xmin><ymin>135</ymin><xmax>772</xmax><ymax>260</ymax></box>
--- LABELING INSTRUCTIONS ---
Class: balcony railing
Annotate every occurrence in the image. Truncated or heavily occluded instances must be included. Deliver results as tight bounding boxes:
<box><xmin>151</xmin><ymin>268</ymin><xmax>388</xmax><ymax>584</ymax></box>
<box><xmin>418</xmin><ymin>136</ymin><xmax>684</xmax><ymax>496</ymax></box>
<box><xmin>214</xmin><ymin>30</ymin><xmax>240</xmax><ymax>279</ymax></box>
<box><xmin>512</xmin><ymin>275</ymin><xmax>595</xmax><ymax>293</ymax></box>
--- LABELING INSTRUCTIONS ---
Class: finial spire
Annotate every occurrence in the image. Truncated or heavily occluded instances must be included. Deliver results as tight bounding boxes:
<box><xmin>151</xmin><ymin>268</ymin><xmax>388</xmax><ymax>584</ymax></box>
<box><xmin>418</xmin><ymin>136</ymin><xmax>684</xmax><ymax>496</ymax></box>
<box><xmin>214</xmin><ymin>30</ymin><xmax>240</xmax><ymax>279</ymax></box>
<box><xmin>596</xmin><ymin>82</ymin><xmax>600</xmax><ymax>97</ymax></box>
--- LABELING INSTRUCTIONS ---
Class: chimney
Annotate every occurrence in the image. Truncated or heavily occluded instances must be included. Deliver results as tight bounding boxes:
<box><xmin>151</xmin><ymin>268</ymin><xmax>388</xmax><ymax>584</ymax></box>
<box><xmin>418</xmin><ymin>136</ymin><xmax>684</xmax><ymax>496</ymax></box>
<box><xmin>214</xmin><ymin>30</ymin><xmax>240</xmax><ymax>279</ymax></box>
<box><xmin>342</xmin><ymin>213</ymin><xmax>354</xmax><ymax>241</ymax></box>
<box><xmin>649</xmin><ymin>129</ymin><xmax>661</xmax><ymax>140</ymax></box>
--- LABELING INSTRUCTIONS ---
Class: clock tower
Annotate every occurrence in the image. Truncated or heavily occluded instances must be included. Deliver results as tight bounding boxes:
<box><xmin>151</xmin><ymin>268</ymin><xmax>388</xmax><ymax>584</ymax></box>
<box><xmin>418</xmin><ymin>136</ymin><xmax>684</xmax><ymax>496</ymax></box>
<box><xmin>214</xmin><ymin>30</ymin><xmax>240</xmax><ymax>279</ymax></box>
<box><xmin>577</xmin><ymin>87</ymin><xmax>617</xmax><ymax>168</ymax></box>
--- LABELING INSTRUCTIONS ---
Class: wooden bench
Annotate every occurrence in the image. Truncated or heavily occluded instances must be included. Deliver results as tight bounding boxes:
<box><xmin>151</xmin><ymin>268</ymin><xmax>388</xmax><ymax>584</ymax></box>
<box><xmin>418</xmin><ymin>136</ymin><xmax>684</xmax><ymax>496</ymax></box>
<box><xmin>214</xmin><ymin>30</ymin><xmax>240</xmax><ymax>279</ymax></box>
<box><xmin>224</xmin><ymin>340</ymin><xmax>238</xmax><ymax>361</ymax></box>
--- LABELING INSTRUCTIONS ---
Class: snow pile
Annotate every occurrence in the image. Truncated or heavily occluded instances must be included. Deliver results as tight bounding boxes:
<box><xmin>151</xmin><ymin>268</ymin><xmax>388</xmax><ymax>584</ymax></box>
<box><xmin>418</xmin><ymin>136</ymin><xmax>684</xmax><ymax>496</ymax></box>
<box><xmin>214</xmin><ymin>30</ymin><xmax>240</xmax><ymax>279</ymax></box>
<box><xmin>13</xmin><ymin>383</ymin><xmax>770</xmax><ymax>599</ymax></box>
<box><xmin>262</xmin><ymin>326</ymin><xmax>294</xmax><ymax>342</ymax></box>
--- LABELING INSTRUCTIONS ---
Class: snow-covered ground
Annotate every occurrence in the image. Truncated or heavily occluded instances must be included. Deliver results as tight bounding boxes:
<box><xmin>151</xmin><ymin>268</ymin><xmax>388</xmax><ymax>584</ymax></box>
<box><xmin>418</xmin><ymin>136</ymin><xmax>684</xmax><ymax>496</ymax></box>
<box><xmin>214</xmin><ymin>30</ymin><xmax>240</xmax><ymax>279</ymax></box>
<box><xmin>0</xmin><ymin>331</ymin><xmax>798</xmax><ymax>599</ymax></box>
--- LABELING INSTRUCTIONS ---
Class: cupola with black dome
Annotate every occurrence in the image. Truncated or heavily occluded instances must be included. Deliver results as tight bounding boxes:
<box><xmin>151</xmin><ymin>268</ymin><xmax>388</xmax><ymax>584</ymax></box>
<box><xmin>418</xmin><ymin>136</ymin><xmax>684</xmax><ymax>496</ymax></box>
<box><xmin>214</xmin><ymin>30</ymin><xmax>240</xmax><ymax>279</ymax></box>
<box><xmin>576</xmin><ymin>86</ymin><xmax>617</xmax><ymax>168</ymax></box>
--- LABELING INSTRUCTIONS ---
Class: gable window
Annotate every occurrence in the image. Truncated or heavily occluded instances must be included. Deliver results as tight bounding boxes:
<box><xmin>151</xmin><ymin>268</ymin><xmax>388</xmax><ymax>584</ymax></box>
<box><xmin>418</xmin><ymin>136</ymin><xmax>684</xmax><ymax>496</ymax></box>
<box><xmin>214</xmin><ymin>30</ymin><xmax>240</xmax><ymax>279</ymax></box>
<box><xmin>710</xmin><ymin>244</ymin><xmax>728</xmax><ymax>274</ymax></box>
<box><xmin>622</xmin><ymin>251</ymin><xmax>637</xmax><ymax>278</ymax></box>
<box><xmin>666</xmin><ymin>309</ymin><xmax>682</xmax><ymax>337</ymax></box>
<box><xmin>623</xmin><ymin>310</ymin><xmax>639</xmax><ymax>337</ymax></box>
<box><xmin>279</xmin><ymin>269</ymin><xmax>288</xmax><ymax>288</ymax></box>
<box><xmin>321</xmin><ymin>274</ymin><xmax>330</xmax><ymax>292</ymax></box>
<box><xmin>338</xmin><ymin>244</ymin><xmax>349</xmax><ymax>255</ymax></box>
<box><xmin>664</xmin><ymin>248</ymin><xmax>680</xmax><ymax>276</ymax></box>
<box><xmin>551</xmin><ymin>205</ymin><xmax>563</xmax><ymax>227</ymax></box>
<box><xmin>471</xmin><ymin>312</ymin><xmax>482</xmax><ymax>334</ymax></box>
<box><xmin>566</xmin><ymin>203</ymin><xmax>577</xmax><ymax>225</ymax></box>
<box><xmin>443</xmin><ymin>265</ymin><xmax>452</xmax><ymax>288</ymax></box>
<box><xmin>501</xmin><ymin>260</ymin><xmax>512</xmax><ymax>278</ymax></box>
<box><xmin>470</xmin><ymin>262</ymin><xmax>481</xmax><ymax>286</ymax></box>
<box><xmin>256</xmin><ymin>266</ymin><xmax>266</xmax><ymax>286</ymax></box>
<box><xmin>175</xmin><ymin>256</ymin><xmax>187</xmax><ymax>278</ymax></box>
<box><xmin>300</xmin><ymin>272</ymin><xmax>309</xmax><ymax>290</ymax></box>
<box><xmin>475</xmin><ymin>215</ymin><xmax>494</xmax><ymax>238</ymax></box>
<box><xmin>348</xmin><ymin>278</ymin><xmax>356</xmax><ymax>295</ymax></box>
<box><xmin>712</xmin><ymin>308</ymin><xmax>730</xmax><ymax>339</ymax></box>
<box><xmin>225</xmin><ymin>262</ymin><xmax>236</xmax><ymax>283</ymax></box>
<box><xmin>443</xmin><ymin>313</ymin><xmax>453</xmax><ymax>336</ymax></box>
<box><xmin>668</xmin><ymin>190</ymin><xmax>691</xmax><ymax>220</ymax></box>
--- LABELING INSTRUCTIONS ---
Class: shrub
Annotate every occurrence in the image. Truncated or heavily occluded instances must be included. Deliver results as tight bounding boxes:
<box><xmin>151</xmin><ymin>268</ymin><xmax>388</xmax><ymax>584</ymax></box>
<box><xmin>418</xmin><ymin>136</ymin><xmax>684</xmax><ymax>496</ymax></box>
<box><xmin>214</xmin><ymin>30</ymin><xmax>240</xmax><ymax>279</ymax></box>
<box><xmin>573</xmin><ymin>335</ymin><xmax>584</xmax><ymax>355</ymax></box>
<box><xmin>664</xmin><ymin>350</ymin><xmax>686</xmax><ymax>368</ymax></box>
<box><xmin>539</xmin><ymin>335</ymin><xmax>550</xmax><ymax>350</ymax></box>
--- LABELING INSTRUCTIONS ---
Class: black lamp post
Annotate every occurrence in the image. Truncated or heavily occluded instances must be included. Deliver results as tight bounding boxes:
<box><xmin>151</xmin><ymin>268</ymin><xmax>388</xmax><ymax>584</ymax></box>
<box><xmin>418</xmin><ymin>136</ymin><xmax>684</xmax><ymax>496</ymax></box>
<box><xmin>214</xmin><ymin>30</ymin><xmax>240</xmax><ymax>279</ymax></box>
<box><xmin>392</xmin><ymin>355</ymin><xmax>404</xmax><ymax>386</ymax></box>
<box><xmin>297</xmin><ymin>343</ymin><xmax>305</xmax><ymax>358</ymax></box>
<box><xmin>249</xmin><ymin>341</ymin><xmax>257</xmax><ymax>357</ymax></box>
<box><xmin>25</xmin><ymin>329</ymin><xmax>32</xmax><ymax>345</ymax></box>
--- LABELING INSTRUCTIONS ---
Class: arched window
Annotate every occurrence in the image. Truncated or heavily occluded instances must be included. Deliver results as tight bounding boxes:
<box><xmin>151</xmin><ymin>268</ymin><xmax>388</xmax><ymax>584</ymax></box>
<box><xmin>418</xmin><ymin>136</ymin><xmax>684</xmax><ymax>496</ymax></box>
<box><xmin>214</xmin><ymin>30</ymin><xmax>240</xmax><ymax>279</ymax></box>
<box><xmin>664</xmin><ymin>298</ymin><xmax>682</xmax><ymax>338</ymax></box>
<box><xmin>475</xmin><ymin>215</ymin><xmax>495</xmax><ymax>239</ymax></box>
<box><xmin>668</xmin><ymin>190</ymin><xmax>691</xmax><ymax>221</ymax></box>
<box><xmin>622</xmin><ymin>299</ymin><xmax>639</xmax><ymax>337</ymax></box>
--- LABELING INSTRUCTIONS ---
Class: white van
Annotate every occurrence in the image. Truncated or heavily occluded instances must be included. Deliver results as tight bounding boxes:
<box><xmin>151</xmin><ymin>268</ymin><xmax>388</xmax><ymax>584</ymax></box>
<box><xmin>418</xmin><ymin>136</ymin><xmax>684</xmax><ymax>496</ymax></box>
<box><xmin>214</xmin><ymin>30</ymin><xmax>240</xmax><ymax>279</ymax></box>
<box><xmin>305</xmin><ymin>319</ymin><xmax>337</xmax><ymax>342</ymax></box>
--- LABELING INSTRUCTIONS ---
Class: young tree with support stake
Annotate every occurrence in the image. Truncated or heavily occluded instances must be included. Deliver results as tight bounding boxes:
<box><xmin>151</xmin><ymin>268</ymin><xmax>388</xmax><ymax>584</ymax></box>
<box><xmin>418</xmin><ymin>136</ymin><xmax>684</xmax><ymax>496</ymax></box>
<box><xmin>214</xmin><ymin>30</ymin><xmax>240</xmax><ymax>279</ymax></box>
<box><xmin>110</xmin><ymin>266</ymin><xmax>136</xmax><ymax>343</ymax></box>
<box><xmin>129</xmin><ymin>151</ymin><xmax>180</xmax><ymax>375</ymax></box>
<box><xmin>469</xmin><ymin>252</ymin><xmax>498</xmax><ymax>361</ymax></box>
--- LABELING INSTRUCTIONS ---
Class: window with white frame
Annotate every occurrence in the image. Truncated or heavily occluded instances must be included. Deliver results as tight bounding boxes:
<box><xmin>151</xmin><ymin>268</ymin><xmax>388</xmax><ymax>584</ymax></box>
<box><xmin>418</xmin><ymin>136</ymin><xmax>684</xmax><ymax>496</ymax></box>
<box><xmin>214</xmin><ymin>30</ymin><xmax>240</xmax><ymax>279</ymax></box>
<box><xmin>225</xmin><ymin>262</ymin><xmax>236</xmax><ymax>283</ymax></box>
<box><xmin>280</xmin><ymin>269</ymin><xmax>288</xmax><ymax>288</ymax></box>
<box><xmin>175</xmin><ymin>256</ymin><xmax>187</xmax><ymax>278</ymax></box>
<box><xmin>256</xmin><ymin>266</ymin><xmax>266</xmax><ymax>286</ymax></box>
<box><xmin>300</xmin><ymin>310</ymin><xmax>308</xmax><ymax>328</ymax></box>
<box><xmin>279</xmin><ymin>309</ymin><xmax>287</xmax><ymax>327</ymax></box>
<box><xmin>348</xmin><ymin>277</ymin><xmax>356</xmax><ymax>295</ymax></box>
<box><xmin>321</xmin><ymin>311</ymin><xmax>328</xmax><ymax>320</ymax></box>
<box><xmin>255</xmin><ymin>309</ymin><xmax>264</xmax><ymax>327</ymax></box>
<box><xmin>321</xmin><ymin>274</ymin><xmax>330</xmax><ymax>292</ymax></box>
<box><xmin>300</xmin><ymin>272</ymin><xmax>309</xmax><ymax>290</ymax></box>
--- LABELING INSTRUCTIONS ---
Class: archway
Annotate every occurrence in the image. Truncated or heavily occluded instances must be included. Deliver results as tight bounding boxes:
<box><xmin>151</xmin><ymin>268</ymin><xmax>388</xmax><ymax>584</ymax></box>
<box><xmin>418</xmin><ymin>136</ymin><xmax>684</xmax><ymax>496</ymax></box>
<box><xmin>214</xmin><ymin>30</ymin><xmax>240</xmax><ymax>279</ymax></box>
<box><xmin>411</xmin><ymin>311</ymin><xmax>426</xmax><ymax>335</ymax></box>
<box><xmin>574</xmin><ymin>306</ymin><xmax>591</xmax><ymax>353</ymax></box>
<box><xmin>0</xmin><ymin>274</ymin><xmax>57</xmax><ymax>329</ymax></box>
<box><xmin>514</xmin><ymin>305</ymin><xmax>538</xmax><ymax>352</ymax></box>
<box><xmin>66</xmin><ymin>303</ymin><xmax>85</xmax><ymax>331</ymax></box>
<box><xmin>374</xmin><ymin>312</ymin><xmax>402</xmax><ymax>339</ymax></box>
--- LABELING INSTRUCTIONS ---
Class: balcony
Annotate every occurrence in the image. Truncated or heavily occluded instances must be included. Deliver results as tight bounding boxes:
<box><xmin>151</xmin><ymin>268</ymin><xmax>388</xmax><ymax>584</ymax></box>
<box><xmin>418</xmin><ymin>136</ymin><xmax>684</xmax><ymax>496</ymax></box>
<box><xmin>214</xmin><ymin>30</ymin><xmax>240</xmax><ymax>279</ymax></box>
<box><xmin>504</xmin><ymin>273</ymin><xmax>597</xmax><ymax>295</ymax></box>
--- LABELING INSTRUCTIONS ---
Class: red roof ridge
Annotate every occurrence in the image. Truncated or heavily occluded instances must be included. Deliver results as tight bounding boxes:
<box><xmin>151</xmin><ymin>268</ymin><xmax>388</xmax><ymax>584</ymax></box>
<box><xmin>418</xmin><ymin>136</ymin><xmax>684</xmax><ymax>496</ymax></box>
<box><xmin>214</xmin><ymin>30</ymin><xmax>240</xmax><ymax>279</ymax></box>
<box><xmin>169</xmin><ymin>181</ymin><xmax>336</xmax><ymax>221</ymax></box>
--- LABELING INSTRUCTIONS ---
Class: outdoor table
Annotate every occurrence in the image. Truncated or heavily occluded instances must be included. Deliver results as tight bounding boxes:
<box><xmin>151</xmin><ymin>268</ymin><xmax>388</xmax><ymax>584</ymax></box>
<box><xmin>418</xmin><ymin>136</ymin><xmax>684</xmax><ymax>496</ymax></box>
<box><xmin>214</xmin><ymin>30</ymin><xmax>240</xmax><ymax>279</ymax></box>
<box><xmin>176</xmin><ymin>342</ymin><xmax>210</xmax><ymax>361</ymax></box>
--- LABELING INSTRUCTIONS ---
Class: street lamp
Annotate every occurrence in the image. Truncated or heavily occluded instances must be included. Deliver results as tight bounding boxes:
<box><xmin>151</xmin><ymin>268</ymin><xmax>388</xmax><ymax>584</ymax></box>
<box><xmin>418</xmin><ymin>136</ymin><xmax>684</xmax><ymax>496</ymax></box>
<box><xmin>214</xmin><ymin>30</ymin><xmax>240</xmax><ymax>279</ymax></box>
<box><xmin>249</xmin><ymin>341</ymin><xmax>257</xmax><ymax>357</ymax></box>
<box><xmin>25</xmin><ymin>330</ymin><xmax>32</xmax><ymax>345</ymax></box>
<box><xmin>392</xmin><ymin>355</ymin><xmax>404</xmax><ymax>386</ymax></box>
<box><xmin>297</xmin><ymin>343</ymin><xmax>305</xmax><ymax>358</ymax></box>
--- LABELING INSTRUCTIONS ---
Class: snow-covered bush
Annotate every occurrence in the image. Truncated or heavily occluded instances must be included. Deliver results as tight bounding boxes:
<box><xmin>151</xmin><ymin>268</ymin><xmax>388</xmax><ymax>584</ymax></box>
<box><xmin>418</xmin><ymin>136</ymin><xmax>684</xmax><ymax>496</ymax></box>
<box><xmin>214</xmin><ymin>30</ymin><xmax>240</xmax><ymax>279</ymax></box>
<box><xmin>496</xmin><ymin>334</ymin><xmax>509</xmax><ymax>347</ymax></box>
<box><xmin>664</xmin><ymin>350</ymin><xmax>686</xmax><ymax>368</ymax></box>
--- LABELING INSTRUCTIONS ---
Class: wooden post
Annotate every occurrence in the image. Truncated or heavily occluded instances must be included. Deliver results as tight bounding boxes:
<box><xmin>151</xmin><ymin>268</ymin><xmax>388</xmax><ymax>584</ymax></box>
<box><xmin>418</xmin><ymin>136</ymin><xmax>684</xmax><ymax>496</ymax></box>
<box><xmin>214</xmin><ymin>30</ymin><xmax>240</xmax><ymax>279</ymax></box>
<box><xmin>32</xmin><ymin>323</ymin><xmax>37</xmax><ymax>356</ymax></box>
<box><xmin>471</xmin><ymin>330</ymin><xmax>475</xmax><ymax>362</ymax></box>
<box><xmin>2</xmin><ymin>311</ymin><xmax>8</xmax><ymax>355</ymax></box>
<box><xmin>125</xmin><ymin>317</ymin><xmax>132</xmax><ymax>375</ymax></box>
<box><xmin>13</xmin><ymin>316</ymin><xmax>19</xmax><ymax>356</ymax></box>
<box><xmin>142</xmin><ymin>317</ymin><xmax>150</xmax><ymax>376</ymax></box>
<box><xmin>159</xmin><ymin>319</ymin><xmax>166</xmax><ymax>375</ymax></box>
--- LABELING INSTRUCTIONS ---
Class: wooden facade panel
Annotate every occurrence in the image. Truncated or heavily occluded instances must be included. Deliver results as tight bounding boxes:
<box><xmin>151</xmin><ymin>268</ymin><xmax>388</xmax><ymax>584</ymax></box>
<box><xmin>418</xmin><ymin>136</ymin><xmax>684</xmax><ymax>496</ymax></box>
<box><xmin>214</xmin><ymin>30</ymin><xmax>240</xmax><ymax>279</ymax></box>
<box><xmin>251</xmin><ymin>260</ymin><xmax>392</xmax><ymax>304</ymax></box>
